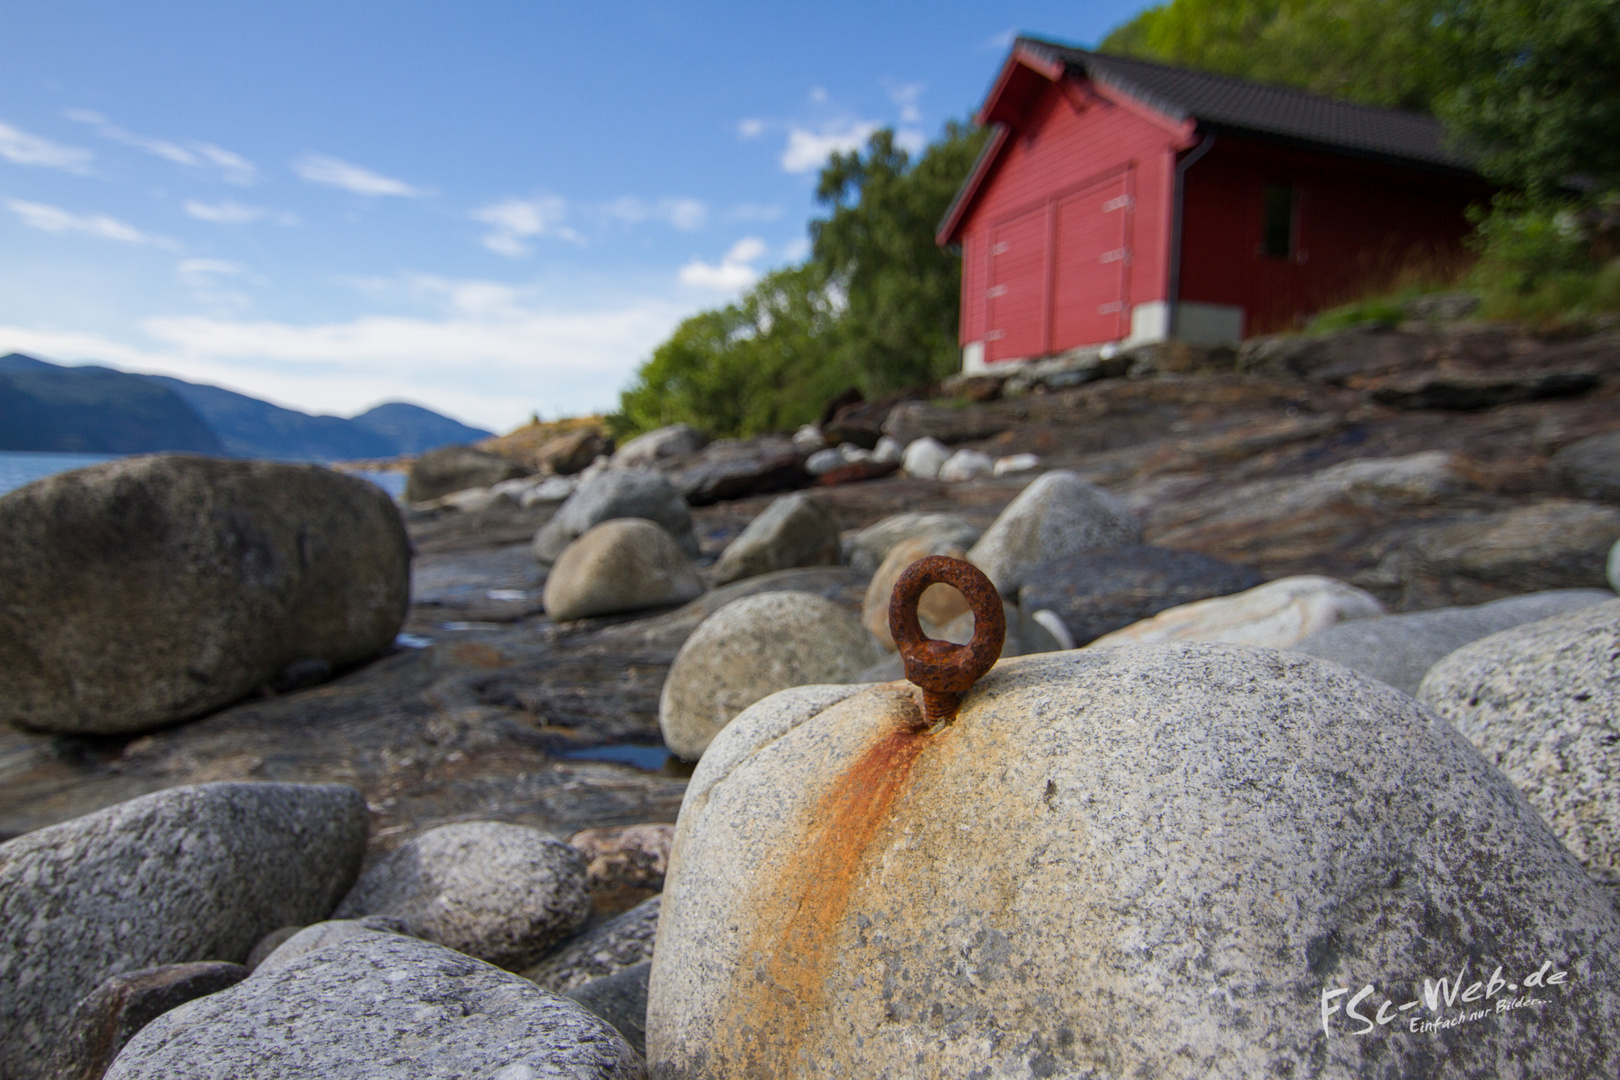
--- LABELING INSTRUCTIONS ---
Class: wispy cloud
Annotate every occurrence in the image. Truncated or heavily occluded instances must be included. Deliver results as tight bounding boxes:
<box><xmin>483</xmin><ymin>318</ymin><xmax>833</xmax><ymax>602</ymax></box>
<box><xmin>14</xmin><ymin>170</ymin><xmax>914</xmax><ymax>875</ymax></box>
<box><xmin>678</xmin><ymin>237</ymin><xmax>767</xmax><ymax>292</ymax></box>
<box><xmin>183</xmin><ymin>199</ymin><xmax>297</xmax><ymax>226</ymax></box>
<box><xmin>0</xmin><ymin>121</ymin><xmax>92</xmax><ymax>173</ymax></box>
<box><xmin>887</xmin><ymin>81</ymin><xmax>926</xmax><ymax>125</ymax></box>
<box><xmin>292</xmin><ymin>153</ymin><xmax>427</xmax><ymax>197</ymax></box>
<box><xmin>737</xmin><ymin>118</ymin><xmax>765</xmax><ymax>140</ymax></box>
<box><xmin>176</xmin><ymin>258</ymin><xmax>250</xmax><ymax>287</ymax></box>
<box><xmin>600</xmin><ymin>196</ymin><xmax>707</xmax><ymax>231</ymax></box>
<box><xmin>176</xmin><ymin>258</ymin><xmax>259</xmax><ymax>310</ymax></box>
<box><xmin>470</xmin><ymin>195</ymin><xmax>580</xmax><ymax>256</ymax></box>
<box><xmin>781</xmin><ymin>122</ymin><xmax>878</xmax><ymax>173</ymax></box>
<box><xmin>65</xmin><ymin>109</ymin><xmax>256</xmax><ymax>184</ymax></box>
<box><xmin>808</xmin><ymin>86</ymin><xmax>829</xmax><ymax>104</ymax></box>
<box><xmin>7</xmin><ymin>199</ymin><xmax>177</xmax><ymax>249</ymax></box>
<box><xmin>0</xmin><ymin>277</ymin><xmax>689</xmax><ymax>430</ymax></box>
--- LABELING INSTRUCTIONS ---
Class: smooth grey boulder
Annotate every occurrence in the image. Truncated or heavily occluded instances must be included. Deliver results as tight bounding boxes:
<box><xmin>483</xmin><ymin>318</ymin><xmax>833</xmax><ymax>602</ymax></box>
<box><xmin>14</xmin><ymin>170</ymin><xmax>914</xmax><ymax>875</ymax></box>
<box><xmin>251</xmin><ymin>916</ymin><xmax>410</xmax><ymax>976</ymax></box>
<box><xmin>648</xmin><ymin>646</ymin><xmax>1620</xmax><ymax>1078</ymax></box>
<box><xmin>843</xmin><ymin>511</ymin><xmax>980</xmax><ymax>574</ymax></box>
<box><xmin>966</xmin><ymin>469</ymin><xmax>1140</xmax><ymax>594</ymax></box>
<box><xmin>0</xmin><ymin>455</ymin><xmax>411</xmax><ymax>735</ymax></box>
<box><xmin>533</xmin><ymin>468</ymin><xmax>698</xmax><ymax>565</ymax></box>
<box><xmin>0</xmin><ymin>781</ymin><xmax>367</xmax><ymax>1080</ymax></box>
<box><xmin>48</xmin><ymin>962</ymin><xmax>248</xmax><ymax>1080</ymax></box>
<box><xmin>611</xmin><ymin>423</ymin><xmax>707</xmax><ymax>469</ymax></box>
<box><xmin>657</xmin><ymin>593</ymin><xmax>883</xmax><ymax>761</ymax></box>
<box><xmin>566</xmin><ymin>963</ymin><xmax>652</xmax><ymax>1060</ymax></box>
<box><xmin>526</xmin><ymin>894</ymin><xmax>661</xmax><ymax>993</ymax></box>
<box><xmin>334</xmin><ymin>821</ymin><xmax>591</xmax><ymax>971</ymax></box>
<box><xmin>542</xmin><ymin>519</ymin><xmax>705</xmax><ymax>621</ymax></box>
<box><xmin>711</xmin><ymin>493</ymin><xmax>842</xmax><ymax>585</ymax></box>
<box><xmin>1551</xmin><ymin>430</ymin><xmax>1620</xmax><ymax>502</ymax></box>
<box><xmin>104</xmin><ymin>933</ymin><xmax>646</xmax><ymax>1080</ymax></box>
<box><xmin>1019</xmin><ymin>545</ymin><xmax>1266</xmax><ymax>646</ymax></box>
<box><xmin>1295</xmin><ymin>588</ymin><xmax>1614</xmax><ymax>695</ymax></box>
<box><xmin>1419</xmin><ymin>599</ymin><xmax>1620</xmax><ymax>894</ymax></box>
<box><xmin>406</xmin><ymin>444</ymin><xmax>528</xmax><ymax>502</ymax></box>
<box><xmin>1088</xmin><ymin>574</ymin><xmax>1384</xmax><ymax>650</ymax></box>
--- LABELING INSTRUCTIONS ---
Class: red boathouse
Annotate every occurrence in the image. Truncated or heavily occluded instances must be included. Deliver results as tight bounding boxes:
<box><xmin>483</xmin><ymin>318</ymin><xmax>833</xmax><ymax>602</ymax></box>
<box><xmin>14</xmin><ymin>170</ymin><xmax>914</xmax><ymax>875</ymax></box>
<box><xmin>938</xmin><ymin>37</ymin><xmax>1489</xmax><ymax>371</ymax></box>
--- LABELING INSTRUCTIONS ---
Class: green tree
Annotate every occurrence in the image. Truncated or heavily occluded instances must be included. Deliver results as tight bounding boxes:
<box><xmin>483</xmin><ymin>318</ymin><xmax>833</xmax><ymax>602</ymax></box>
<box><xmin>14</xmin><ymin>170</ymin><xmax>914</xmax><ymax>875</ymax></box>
<box><xmin>1101</xmin><ymin>0</ymin><xmax>1452</xmax><ymax>111</ymax></box>
<box><xmin>813</xmin><ymin>122</ymin><xmax>991</xmax><ymax>394</ymax></box>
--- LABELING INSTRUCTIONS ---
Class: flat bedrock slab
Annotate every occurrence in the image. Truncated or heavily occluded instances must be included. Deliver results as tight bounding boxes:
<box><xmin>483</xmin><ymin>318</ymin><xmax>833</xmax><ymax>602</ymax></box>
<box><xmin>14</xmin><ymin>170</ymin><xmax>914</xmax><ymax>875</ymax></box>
<box><xmin>0</xmin><ymin>781</ymin><xmax>367</xmax><ymax>1080</ymax></box>
<box><xmin>104</xmin><ymin>933</ymin><xmax>646</xmax><ymax>1080</ymax></box>
<box><xmin>0</xmin><ymin>454</ymin><xmax>411</xmax><ymax>735</ymax></box>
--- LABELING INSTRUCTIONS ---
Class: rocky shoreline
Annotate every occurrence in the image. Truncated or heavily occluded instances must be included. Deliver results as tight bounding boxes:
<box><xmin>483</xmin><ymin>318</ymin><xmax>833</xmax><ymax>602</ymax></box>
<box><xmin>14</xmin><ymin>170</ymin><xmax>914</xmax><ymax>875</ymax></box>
<box><xmin>2</xmin><ymin>318</ymin><xmax>1619</xmax><ymax>1076</ymax></box>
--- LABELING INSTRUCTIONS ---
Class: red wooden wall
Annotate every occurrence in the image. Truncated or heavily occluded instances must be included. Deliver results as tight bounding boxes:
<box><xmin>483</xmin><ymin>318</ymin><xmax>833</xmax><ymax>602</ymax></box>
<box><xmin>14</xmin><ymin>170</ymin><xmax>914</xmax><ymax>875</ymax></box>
<box><xmin>1178</xmin><ymin>136</ymin><xmax>1488</xmax><ymax>334</ymax></box>
<box><xmin>957</xmin><ymin>79</ymin><xmax>1183</xmax><ymax>363</ymax></box>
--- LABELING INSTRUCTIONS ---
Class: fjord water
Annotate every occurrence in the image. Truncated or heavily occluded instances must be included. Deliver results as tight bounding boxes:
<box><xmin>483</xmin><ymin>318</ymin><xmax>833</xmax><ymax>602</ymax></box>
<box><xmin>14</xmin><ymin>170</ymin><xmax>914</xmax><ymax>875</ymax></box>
<box><xmin>0</xmin><ymin>451</ymin><xmax>407</xmax><ymax>499</ymax></box>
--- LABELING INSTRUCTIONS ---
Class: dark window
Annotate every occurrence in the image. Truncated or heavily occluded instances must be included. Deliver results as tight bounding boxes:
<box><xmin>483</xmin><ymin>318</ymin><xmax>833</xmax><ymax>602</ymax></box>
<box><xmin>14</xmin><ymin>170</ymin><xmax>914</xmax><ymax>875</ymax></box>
<box><xmin>1262</xmin><ymin>184</ymin><xmax>1295</xmax><ymax>258</ymax></box>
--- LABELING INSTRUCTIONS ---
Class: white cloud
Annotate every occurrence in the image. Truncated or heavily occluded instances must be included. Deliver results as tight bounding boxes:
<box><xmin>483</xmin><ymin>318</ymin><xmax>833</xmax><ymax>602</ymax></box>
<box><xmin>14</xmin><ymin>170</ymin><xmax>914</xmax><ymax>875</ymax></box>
<box><xmin>887</xmin><ymin>81</ymin><xmax>925</xmax><ymax>125</ymax></box>
<box><xmin>184</xmin><ymin>199</ymin><xmax>296</xmax><ymax>226</ymax></box>
<box><xmin>470</xmin><ymin>195</ymin><xmax>580</xmax><ymax>256</ymax></box>
<box><xmin>896</xmin><ymin>128</ymin><xmax>927</xmax><ymax>156</ymax></box>
<box><xmin>737</xmin><ymin>118</ymin><xmax>764</xmax><ymax>140</ymax></box>
<box><xmin>292</xmin><ymin>154</ymin><xmax>426</xmax><ymax>197</ymax></box>
<box><xmin>600</xmin><ymin>196</ymin><xmax>707</xmax><ymax>231</ymax></box>
<box><xmin>0</xmin><ymin>121</ymin><xmax>92</xmax><ymax>173</ymax></box>
<box><xmin>809</xmin><ymin>86</ymin><xmax>829</xmax><ymax>104</ymax></box>
<box><xmin>678</xmin><ymin>237</ymin><xmax>767</xmax><ymax>292</ymax></box>
<box><xmin>781</xmin><ymin>236</ymin><xmax>811</xmax><ymax>262</ymax></box>
<box><xmin>7</xmin><ymin>199</ymin><xmax>177</xmax><ymax>249</ymax></box>
<box><xmin>0</xmin><ymin>280</ymin><xmax>690</xmax><ymax>431</ymax></box>
<box><xmin>176</xmin><ymin>258</ymin><xmax>248</xmax><ymax>286</ymax></box>
<box><xmin>65</xmin><ymin>110</ymin><xmax>257</xmax><ymax>183</ymax></box>
<box><xmin>781</xmin><ymin>122</ymin><xmax>878</xmax><ymax>173</ymax></box>
<box><xmin>176</xmin><ymin>259</ymin><xmax>257</xmax><ymax>310</ymax></box>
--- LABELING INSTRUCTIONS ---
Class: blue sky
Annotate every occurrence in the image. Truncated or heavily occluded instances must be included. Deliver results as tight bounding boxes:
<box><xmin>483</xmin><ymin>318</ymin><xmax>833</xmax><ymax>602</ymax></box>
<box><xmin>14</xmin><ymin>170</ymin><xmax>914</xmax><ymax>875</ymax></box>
<box><xmin>1</xmin><ymin>1</ymin><xmax>1147</xmax><ymax>433</ymax></box>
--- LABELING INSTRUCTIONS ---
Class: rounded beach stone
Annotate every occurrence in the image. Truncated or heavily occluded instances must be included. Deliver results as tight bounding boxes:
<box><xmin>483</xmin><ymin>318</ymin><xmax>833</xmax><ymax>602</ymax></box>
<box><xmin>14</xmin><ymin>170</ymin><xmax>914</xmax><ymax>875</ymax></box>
<box><xmin>543</xmin><ymin>518</ymin><xmax>705</xmax><ymax>621</ymax></box>
<box><xmin>1295</xmin><ymin>588</ymin><xmax>1614</xmax><ymax>695</ymax></box>
<box><xmin>526</xmin><ymin>894</ymin><xmax>662</xmax><ymax>993</ymax></box>
<box><xmin>406</xmin><ymin>444</ymin><xmax>528</xmax><ymax>502</ymax></box>
<box><xmin>0</xmin><ymin>781</ymin><xmax>368</xmax><ymax>1080</ymax></box>
<box><xmin>611</xmin><ymin>423</ymin><xmax>707</xmax><ymax>468</ymax></box>
<box><xmin>966</xmin><ymin>469</ymin><xmax>1140</xmax><ymax>594</ymax></box>
<box><xmin>104</xmin><ymin>933</ymin><xmax>645</xmax><ymax>1080</ymax></box>
<box><xmin>860</xmin><ymin>536</ymin><xmax>972</xmax><ymax>650</ymax></box>
<box><xmin>900</xmin><ymin>437</ymin><xmax>950</xmax><ymax>479</ymax></box>
<box><xmin>1418</xmin><ymin>599</ymin><xmax>1620</xmax><ymax>894</ymax></box>
<box><xmin>843</xmin><ymin>511</ymin><xmax>980</xmax><ymax>574</ymax></box>
<box><xmin>1088</xmin><ymin>574</ymin><xmax>1384</xmax><ymax>650</ymax></box>
<box><xmin>648</xmin><ymin>646</ymin><xmax>1620</xmax><ymax>1078</ymax></box>
<box><xmin>0</xmin><ymin>455</ymin><xmax>411</xmax><ymax>735</ymax></box>
<box><xmin>1551</xmin><ymin>431</ymin><xmax>1620</xmax><ymax>502</ymax></box>
<box><xmin>566</xmin><ymin>963</ymin><xmax>653</xmax><ymax>1060</ymax></box>
<box><xmin>711</xmin><ymin>492</ymin><xmax>842</xmax><ymax>585</ymax></box>
<box><xmin>658</xmin><ymin>594</ymin><xmax>883</xmax><ymax>761</ymax></box>
<box><xmin>334</xmin><ymin>821</ymin><xmax>591</xmax><ymax>972</ymax></box>
<box><xmin>533</xmin><ymin>467</ymin><xmax>698</xmax><ymax>565</ymax></box>
<box><xmin>936</xmin><ymin>447</ymin><xmax>994</xmax><ymax>482</ymax></box>
<box><xmin>47</xmin><ymin>962</ymin><xmax>249</xmax><ymax>1080</ymax></box>
<box><xmin>1018</xmin><ymin>545</ymin><xmax>1265</xmax><ymax>647</ymax></box>
<box><xmin>251</xmin><ymin>917</ymin><xmax>410</xmax><ymax>976</ymax></box>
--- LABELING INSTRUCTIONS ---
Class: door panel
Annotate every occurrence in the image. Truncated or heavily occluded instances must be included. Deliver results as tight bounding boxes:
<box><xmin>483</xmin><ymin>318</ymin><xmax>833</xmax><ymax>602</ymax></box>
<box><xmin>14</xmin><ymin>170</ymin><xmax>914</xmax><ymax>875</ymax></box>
<box><xmin>1051</xmin><ymin>173</ymin><xmax>1132</xmax><ymax>349</ymax></box>
<box><xmin>985</xmin><ymin>205</ymin><xmax>1048</xmax><ymax>363</ymax></box>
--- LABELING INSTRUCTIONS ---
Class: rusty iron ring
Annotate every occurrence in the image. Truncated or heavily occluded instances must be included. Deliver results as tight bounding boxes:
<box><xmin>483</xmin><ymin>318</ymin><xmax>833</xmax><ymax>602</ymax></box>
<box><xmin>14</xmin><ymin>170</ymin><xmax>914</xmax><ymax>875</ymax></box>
<box><xmin>888</xmin><ymin>555</ymin><xmax>1005</xmax><ymax>727</ymax></box>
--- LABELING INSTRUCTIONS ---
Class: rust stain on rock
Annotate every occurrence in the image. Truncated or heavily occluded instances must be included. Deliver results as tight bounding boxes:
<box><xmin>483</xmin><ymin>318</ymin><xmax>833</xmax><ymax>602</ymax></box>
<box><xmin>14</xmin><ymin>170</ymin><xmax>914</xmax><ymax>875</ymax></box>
<box><xmin>725</xmin><ymin>689</ymin><xmax>931</xmax><ymax>1076</ymax></box>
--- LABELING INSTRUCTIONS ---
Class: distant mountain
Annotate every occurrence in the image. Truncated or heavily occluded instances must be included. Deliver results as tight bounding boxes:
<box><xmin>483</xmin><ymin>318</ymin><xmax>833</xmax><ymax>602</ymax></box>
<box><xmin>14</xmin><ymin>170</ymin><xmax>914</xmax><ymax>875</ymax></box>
<box><xmin>349</xmin><ymin>401</ymin><xmax>493</xmax><ymax>455</ymax></box>
<box><xmin>0</xmin><ymin>354</ymin><xmax>493</xmax><ymax>460</ymax></box>
<box><xmin>0</xmin><ymin>353</ymin><xmax>225</xmax><ymax>454</ymax></box>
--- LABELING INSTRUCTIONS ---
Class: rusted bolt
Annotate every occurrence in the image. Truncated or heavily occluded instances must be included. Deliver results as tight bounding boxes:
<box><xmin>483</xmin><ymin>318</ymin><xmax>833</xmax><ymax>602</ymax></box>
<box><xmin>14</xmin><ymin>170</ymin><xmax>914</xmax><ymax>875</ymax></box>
<box><xmin>888</xmin><ymin>555</ymin><xmax>1005</xmax><ymax>728</ymax></box>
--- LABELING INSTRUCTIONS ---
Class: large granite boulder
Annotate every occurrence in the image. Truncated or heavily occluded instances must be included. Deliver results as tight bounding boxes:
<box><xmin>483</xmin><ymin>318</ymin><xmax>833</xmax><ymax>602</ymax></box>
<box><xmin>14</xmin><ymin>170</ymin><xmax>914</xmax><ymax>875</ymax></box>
<box><xmin>612</xmin><ymin>423</ymin><xmax>708</xmax><ymax>469</ymax></box>
<box><xmin>711</xmin><ymin>493</ymin><xmax>842</xmax><ymax>585</ymax></box>
<box><xmin>1551</xmin><ymin>430</ymin><xmax>1620</xmax><ymax>502</ymax></box>
<box><xmin>526</xmin><ymin>894</ymin><xmax>661</xmax><ymax>993</ymax></box>
<box><xmin>1018</xmin><ymin>545</ymin><xmax>1266</xmax><ymax>647</ymax></box>
<box><xmin>104</xmin><ymin>934</ymin><xmax>646</xmax><ymax>1080</ymax></box>
<box><xmin>1419</xmin><ymin>599</ymin><xmax>1620</xmax><ymax>895</ymax></box>
<box><xmin>0</xmin><ymin>782</ymin><xmax>367</xmax><ymax>1080</ymax></box>
<box><xmin>1295</xmin><ymin>588</ymin><xmax>1614</xmax><ymax>695</ymax></box>
<box><xmin>0</xmin><ymin>455</ymin><xmax>411</xmax><ymax>735</ymax></box>
<box><xmin>251</xmin><ymin>917</ymin><xmax>410</xmax><ymax>976</ymax></box>
<box><xmin>334</xmin><ymin>821</ymin><xmax>591</xmax><ymax>971</ymax></box>
<box><xmin>966</xmin><ymin>470</ymin><xmax>1140</xmax><ymax>594</ymax></box>
<box><xmin>542</xmin><ymin>518</ymin><xmax>705</xmax><ymax>621</ymax></box>
<box><xmin>843</xmin><ymin>511</ymin><xmax>980</xmax><ymax>574</ymax></box>
<box><xmin>406</xmin><ymin>444</ymin><xmax>528</xmax><ymax>502</ymax></box>
<box><xmin>535</xmin><ymin>428</ymin><xmax>611</xmax><ymax>475</ymax></box>
<box><xmin>658</xmin><ymin>594</ymin><xmax>882</xmax><ymax>761</ymax></box>
<box><xmin>1088</xmin><ymin>574</ymin><xmax>1384</xmax><ymax>650</ymax></box>
<box><xmin>533</xmin><ymin>468</ymin><xmax>698</xmax><ymax>565</ymax></box>
<box><xmin>648</xmin><ymin>646</ymin><xmax>1620</xmax><ymax>1078</ymax></box>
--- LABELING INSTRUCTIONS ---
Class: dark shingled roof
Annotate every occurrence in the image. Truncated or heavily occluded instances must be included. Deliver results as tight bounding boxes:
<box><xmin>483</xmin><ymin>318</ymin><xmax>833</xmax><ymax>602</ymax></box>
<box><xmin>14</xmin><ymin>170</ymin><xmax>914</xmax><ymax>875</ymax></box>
<box><xmin>1017</xmin><ymin>36</ymin><xmax>1472</xmax><ymax>171</ymax></box>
